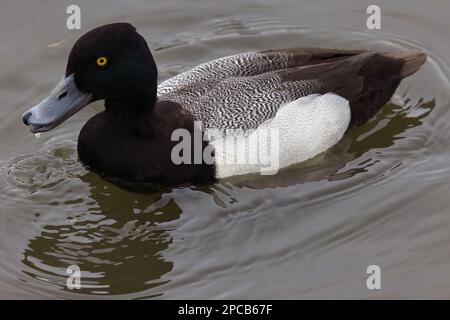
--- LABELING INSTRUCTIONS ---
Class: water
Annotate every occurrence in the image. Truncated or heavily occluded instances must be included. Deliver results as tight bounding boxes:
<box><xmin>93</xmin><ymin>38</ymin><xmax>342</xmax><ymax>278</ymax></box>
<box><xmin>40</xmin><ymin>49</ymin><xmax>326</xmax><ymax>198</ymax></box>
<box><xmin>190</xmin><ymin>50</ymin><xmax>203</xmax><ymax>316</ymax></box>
<box><xmin>1</xmin><ymin>0</ymin><xmax>450</xmax><ymax>299</ymax></box>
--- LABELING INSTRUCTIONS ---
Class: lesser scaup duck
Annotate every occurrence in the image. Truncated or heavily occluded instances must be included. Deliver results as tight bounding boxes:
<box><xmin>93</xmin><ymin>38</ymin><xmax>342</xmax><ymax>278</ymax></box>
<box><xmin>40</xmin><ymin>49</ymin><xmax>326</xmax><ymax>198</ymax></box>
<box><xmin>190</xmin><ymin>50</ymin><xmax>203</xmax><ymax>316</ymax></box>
<box><xmin>22</xmin><ymin>23</ymin><xmax>426</xmax><ymax>184</ymax></box>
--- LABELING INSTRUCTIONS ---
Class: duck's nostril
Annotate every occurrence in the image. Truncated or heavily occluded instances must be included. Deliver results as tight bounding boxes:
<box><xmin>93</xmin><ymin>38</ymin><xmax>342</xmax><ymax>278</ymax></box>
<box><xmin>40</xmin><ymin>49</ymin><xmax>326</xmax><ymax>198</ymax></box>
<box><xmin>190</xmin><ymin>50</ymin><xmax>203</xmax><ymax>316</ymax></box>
<box><xmin>22</xmin><ymin>111</ymin><xmax>32</xmax><ymax>125</ymax></box>
<box><xmin>57</xmin><ymin>91</ymin><xmax>68</xmax><ymax>100</ymax></box>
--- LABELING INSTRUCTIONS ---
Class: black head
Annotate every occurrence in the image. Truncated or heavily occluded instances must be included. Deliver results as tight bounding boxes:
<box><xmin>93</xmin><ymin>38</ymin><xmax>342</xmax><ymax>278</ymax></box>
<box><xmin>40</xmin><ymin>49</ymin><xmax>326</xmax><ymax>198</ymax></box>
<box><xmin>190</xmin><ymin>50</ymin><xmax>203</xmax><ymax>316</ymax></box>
<box><xmin>67</xmin><ymin>23</ymin><xmax>158</xmax><ymax>107</ymax></box>
<box><xmin>23</xmin><ymin>23</ymin><xmax>158</xmax><ymax>133</ymax></box>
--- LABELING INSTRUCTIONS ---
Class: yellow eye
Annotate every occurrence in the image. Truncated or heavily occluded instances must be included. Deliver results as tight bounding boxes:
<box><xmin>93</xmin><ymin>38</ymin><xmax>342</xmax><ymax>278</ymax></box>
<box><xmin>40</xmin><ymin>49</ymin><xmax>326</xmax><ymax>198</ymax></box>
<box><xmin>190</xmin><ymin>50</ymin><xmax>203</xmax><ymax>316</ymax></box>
<box><xmin>96</xmin><ymin>57</ymin><xmax>108</xmax><ymax>67</ymax></box>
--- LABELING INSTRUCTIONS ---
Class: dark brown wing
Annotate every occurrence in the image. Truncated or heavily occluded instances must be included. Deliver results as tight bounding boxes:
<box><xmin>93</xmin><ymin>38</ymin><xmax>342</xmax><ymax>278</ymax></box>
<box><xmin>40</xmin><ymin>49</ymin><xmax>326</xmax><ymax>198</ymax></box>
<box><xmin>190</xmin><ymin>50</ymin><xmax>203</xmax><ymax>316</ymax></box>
<box><xmin>274</xmin><ymin>50</ymin><xmax>427</xmax><ymax>127</ymax></box>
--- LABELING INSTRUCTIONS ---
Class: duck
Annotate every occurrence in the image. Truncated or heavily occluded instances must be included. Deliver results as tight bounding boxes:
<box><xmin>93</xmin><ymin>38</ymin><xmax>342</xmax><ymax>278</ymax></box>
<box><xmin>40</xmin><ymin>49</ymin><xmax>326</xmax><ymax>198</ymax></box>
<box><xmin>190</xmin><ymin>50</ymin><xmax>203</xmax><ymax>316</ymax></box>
<box><xmin>22</xmin><ymin>22</ymin><xmax>426</xmax><ymax>185</ymax></box>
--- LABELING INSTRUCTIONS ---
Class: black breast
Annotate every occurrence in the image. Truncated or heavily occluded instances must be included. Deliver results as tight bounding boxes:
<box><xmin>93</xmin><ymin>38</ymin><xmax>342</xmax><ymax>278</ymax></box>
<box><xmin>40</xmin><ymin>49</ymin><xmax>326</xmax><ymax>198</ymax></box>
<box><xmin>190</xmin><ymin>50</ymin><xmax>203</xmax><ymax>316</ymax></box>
<box><xmin>77</xmin><ymin>100</ymin><xmax>216</xmax><ymax>186</ymax></box>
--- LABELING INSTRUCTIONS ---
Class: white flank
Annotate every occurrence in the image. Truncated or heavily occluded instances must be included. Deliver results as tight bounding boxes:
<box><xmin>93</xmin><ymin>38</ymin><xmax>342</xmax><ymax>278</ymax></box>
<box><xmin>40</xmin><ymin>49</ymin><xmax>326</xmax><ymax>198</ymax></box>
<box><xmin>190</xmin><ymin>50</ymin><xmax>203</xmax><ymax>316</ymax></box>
<box><xmin>211</xmin><ymin>93</ymin><xmax>351</xmax><ymax>178</ymax></box>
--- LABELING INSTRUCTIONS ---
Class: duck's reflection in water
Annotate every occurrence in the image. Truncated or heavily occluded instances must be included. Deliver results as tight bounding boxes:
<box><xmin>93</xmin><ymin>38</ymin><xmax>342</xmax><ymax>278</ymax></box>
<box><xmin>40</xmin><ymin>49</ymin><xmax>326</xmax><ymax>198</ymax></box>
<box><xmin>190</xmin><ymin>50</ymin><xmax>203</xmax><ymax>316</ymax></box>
<box><xmin>22</xmin><ymin>173</ymin><xmax>182</xmax><ymax>296</ymax></box>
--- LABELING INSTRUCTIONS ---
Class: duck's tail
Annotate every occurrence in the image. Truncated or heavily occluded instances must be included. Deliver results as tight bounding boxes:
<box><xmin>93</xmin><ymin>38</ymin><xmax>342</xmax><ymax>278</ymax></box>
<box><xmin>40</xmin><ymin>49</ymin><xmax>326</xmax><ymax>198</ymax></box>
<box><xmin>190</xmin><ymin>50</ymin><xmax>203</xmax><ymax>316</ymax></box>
<box><xmin>344</xmin><ymin>51</ymin><xmax>426</xmax><ymax>127</ymax></box>
<box><xmin>389</xmin><ymin>51</ymin><xmax>427</xmax><ymax>78</ymax></box>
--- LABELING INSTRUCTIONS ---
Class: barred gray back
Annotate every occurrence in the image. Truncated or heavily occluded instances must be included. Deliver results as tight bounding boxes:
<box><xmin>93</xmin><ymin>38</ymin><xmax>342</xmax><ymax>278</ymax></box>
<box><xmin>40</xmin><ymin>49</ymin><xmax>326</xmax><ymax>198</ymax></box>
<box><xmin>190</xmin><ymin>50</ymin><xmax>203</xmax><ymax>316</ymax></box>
<box><xmin>157</xmin><ymin>51</ymin><xmax>321</xmax><ymax>132</ymax></box>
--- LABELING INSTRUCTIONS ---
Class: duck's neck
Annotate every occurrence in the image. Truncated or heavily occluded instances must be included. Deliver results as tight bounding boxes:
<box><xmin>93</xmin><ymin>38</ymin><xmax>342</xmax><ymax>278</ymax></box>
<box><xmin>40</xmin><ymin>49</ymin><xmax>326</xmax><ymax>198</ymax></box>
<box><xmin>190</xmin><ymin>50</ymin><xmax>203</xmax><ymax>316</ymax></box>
<box><xmin>104</xmin><ymin>95</ymin><xmax>156</xmax><ymax>136</ymax></box>
<box><xmin>104</xmin><ymin>80</ymin><xmax>157</xmax><ymax>116</ymax></box>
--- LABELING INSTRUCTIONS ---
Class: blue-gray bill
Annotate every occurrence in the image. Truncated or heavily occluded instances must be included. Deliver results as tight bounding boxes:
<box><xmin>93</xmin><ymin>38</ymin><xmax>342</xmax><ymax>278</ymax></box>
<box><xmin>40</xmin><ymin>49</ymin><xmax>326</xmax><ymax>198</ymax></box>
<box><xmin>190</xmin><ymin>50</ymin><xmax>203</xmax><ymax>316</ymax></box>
<box><xmin>22</xmin><ymin>74</ymin><xmax>93</xmax><ymax>133</ymax></box>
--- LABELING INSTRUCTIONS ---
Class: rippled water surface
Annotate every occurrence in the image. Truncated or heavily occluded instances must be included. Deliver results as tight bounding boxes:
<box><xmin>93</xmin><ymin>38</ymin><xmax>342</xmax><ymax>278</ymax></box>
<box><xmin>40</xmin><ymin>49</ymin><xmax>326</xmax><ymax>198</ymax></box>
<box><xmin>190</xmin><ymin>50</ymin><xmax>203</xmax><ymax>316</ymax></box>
<box><xmin>1</xmin><ymin>0</ymin><xmax>450</xmax><ymax>299</ymax></box>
